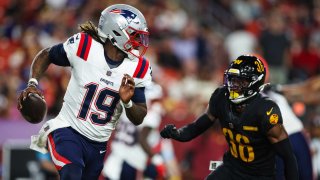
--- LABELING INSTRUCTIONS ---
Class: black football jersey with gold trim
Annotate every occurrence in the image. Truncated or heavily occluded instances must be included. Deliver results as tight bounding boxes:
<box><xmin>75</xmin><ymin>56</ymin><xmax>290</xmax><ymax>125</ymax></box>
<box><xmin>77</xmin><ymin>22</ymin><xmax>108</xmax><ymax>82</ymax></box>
<box><xmin>208</xmin><ymin>87</ymin><xmax>283</xmax><ymax>176</ymax></box>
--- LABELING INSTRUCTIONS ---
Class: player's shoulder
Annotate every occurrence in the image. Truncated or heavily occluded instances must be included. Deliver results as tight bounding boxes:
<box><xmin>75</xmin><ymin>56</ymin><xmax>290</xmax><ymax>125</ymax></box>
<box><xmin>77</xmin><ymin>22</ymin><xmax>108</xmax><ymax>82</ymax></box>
<box><xmin>64</xmin><ymin>32</ymin><xmax>100</xmax><ymax>61</ymax></box>
<box><xmin>129</xmin><ymin>56</ymin><xmax>151</xmax><ymax>79</ymax></box>
<box><xmin>126</xmin><ymin>56</ymin><xmax>152</xmax><ymax>87</ymax></box>
<box><xmin>253</xmin><ymin>93</ymin><xmax>281</xmax><ymax>118</ymax></box>
<box><xmin>210</xmin><ymin>86</ymin><xmax>228</xmax><ymax>101</ymax></box>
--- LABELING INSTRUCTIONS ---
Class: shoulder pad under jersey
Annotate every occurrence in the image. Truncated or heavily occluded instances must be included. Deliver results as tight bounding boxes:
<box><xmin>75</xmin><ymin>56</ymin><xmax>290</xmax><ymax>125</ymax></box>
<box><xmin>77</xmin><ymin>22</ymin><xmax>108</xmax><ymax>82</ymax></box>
<box><xmin>133</xmin><ymin>57</ymin><xmax>152</xmax><ymax>88</ymax></box>
<box><xmin>63</xmin><ymin>33</ymin><xmax>93</xmax><ymax>66</ymax></box>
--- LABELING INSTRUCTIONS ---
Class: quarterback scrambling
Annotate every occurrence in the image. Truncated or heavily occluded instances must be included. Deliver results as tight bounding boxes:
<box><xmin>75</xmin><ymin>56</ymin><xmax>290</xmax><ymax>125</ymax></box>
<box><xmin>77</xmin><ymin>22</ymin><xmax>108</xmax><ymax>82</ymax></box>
<box><xmin>18</xmin><ymin>4</ymin><xmax>151</xmax><ymax>179</ymax></box>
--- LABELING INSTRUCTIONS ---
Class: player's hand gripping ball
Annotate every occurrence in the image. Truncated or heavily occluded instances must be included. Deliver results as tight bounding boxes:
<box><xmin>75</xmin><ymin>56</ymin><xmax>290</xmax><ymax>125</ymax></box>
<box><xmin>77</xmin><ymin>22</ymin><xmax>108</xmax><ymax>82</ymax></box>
<box><xmin>18</xmin><ymin>87</ymin><xmax>47</xmax><ymax>124</ymax></box>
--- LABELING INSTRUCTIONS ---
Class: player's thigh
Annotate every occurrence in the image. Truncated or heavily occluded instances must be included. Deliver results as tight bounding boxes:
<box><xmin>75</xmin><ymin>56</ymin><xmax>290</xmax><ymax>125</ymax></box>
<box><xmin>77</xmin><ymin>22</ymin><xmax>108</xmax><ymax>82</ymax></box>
<box><xmin>290</xmin><ymin>132</ymin><xmax>313</xmax><ymax>180</ymax></box>
<box><xmin>82</xmin><ymin>151</ymin><xmax>106</xmax><ymax>179</ymax></box>
<box><xmin>82</xmin><ymin>138</ymin><xmax>108</xmax><ymax>179</ymax></box>
<box><xmin>47</xmin><ymin>128</ymin><xmax>85</xmax><ymax>169</ymax></box>
<box><xmin>120</xmin><ymin>161</ymin><xmax>138</xmax><ymax>180</ymax></box>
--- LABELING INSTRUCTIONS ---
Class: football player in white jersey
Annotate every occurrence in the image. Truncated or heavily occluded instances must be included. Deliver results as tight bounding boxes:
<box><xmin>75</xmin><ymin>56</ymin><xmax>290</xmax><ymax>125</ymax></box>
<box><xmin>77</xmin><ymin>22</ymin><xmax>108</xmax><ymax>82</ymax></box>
<box><xmin>18</xmin><ymin>4</ymin><xmax>152</xmax><ymax>179</ymax></box>
<box><xmin>102</xmin><ymin>82</ymin><xmax>174</xmax><ymax>179</ymax></box>
<box><xmin>102</xmin><ymin>83</ymin><xmax>180</xmax><ymax>180</ymax></box>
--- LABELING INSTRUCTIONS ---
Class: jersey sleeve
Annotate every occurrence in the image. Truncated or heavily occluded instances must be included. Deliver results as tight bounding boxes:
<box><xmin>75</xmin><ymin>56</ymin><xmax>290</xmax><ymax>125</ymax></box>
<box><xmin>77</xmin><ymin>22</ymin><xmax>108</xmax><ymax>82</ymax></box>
<box><xmin>48</xmin><ymin>43</ymin><xmax>70</xmax><ymax>66</ymax></box>
<box><xmin>63</xmin><ymin>33</ymin><xmax>93</xmax><ymax>67</ymax></box>
<box><xmin>133</xmin><ymin>57</ymin><xmax>152</xmax><ymax>88</ymax></box>
<box><xmin>259</xmin><ymin>99</ymin><xmax>283</xmax><ymax>134</ymax></box>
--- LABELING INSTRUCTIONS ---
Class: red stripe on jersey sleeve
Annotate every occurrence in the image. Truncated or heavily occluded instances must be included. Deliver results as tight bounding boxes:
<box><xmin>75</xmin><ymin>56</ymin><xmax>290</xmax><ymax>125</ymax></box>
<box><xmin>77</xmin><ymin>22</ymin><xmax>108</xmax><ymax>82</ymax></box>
<box><xmin>76</xmin><ymin>33</ymin><xmax>85</xmax><ymax>57</ymax></box>
<box><xmin>83</xmin><ymin>35</ymin><xmax>92</xmax><ymax>61</ymax></box>
<box><xmin>133</xmin><ymin>57</ymin><xmax>143</xmax><ymax>77</ymax></box>
<box><xmin>140</xmin><ymin>59</ymin><xmax>150</xmax><ymax>78</ymax></box>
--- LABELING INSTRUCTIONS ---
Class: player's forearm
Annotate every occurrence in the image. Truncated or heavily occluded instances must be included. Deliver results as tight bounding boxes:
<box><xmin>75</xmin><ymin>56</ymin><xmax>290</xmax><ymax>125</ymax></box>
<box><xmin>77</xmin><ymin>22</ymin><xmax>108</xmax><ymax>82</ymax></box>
<box><xmin>138</xmin><ymin>127</ymin><xmax>154</xmax><ymax>157</ymax></box>
<box><xmin>125</xmin><ymin>103</ymin><xmax>147</xmax><ymax>125</ymax></box>
<box><xmin>30</xmin><ymin>48</ymin><xmax>52</xmax><ymax>80</ymax></box>
<box><xmin>175</xmin><ymin>114</ymin><xmax>214</xmax><ymax>142</ymax></box>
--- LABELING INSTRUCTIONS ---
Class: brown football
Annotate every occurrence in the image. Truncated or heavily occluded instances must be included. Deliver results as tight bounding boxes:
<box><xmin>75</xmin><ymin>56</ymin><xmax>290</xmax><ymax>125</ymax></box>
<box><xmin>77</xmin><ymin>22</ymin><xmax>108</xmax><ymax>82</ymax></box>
<box><xmin>20</xmin><ymin>93</ymin><xmax>47</xmax><ymax>124</ymax></box>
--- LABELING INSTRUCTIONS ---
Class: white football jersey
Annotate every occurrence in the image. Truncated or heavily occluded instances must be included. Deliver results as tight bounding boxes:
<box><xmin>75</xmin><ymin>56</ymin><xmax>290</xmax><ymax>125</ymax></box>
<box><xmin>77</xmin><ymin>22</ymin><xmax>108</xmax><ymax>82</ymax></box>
<box><xmin>103</xmin><ymin>83</ymin><xmax>164</xmax><ymax>176</ymax></box>
<box><xmin>55</xmin><ymin>33</ymin><xmax>152</xmax><ymax>142</ymax></box>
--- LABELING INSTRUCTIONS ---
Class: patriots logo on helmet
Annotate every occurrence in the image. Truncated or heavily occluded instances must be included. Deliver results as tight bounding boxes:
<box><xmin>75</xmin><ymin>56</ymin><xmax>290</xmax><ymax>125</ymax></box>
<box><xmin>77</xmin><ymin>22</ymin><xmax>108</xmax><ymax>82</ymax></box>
<box><xmin>110</xmin><ymin>8</ymin><xmax>140</xmax><ymax>24</ymax></box>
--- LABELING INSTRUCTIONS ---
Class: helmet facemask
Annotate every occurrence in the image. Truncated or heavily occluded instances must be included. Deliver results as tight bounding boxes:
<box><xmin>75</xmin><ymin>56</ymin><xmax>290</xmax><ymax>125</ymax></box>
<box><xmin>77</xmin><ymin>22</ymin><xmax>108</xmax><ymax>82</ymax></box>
<box><xmin>123</xmin><ymin>27</ymin><xmax>149</xmax><ymax>59</ymax></box>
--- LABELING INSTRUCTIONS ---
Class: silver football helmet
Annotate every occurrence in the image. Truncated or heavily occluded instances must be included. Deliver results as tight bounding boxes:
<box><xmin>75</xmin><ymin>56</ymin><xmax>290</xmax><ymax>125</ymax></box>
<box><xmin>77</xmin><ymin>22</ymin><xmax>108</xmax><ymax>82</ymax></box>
<box><xmin>98</xmin><ymin>4</ymin><xmax>149</xmax><ymax>60</ymax></box>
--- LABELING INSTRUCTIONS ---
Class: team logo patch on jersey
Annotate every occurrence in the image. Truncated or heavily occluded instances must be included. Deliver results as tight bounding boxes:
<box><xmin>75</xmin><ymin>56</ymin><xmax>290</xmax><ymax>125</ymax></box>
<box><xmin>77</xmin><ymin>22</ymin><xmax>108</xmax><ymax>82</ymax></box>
<box><xmin>269</xmin><ymin>114</ymin><xmax>279</xmax><ymax>124</ymax></box>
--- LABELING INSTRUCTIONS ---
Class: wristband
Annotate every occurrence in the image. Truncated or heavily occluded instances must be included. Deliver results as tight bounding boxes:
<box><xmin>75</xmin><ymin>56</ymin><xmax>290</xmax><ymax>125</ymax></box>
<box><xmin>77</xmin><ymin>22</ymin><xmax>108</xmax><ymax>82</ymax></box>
<box><xmin>28</xmin><ymin>78</ymin><xmax>38</xmax><ymax>87</ymax></box>
<box><xmin>123</xmin><ymin>100</ymin><xmax>133</xmax><ymax>108</ymax></box>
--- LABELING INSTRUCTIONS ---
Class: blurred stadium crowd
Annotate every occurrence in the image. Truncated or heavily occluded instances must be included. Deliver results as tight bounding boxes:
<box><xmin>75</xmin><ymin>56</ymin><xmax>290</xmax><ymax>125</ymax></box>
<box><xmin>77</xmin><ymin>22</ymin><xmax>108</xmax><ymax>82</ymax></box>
<box><xmin>1</xmin><ymin>0</ymin><xmax>320</xmax><ymax>179</ymax></box>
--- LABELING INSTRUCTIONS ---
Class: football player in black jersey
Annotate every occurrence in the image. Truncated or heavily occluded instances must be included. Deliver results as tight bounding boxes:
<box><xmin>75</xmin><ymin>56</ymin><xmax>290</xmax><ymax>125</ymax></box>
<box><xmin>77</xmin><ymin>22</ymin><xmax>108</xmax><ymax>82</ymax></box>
<box><xmin>160</xmin><ymin>55</ymin><xmax>298</xmax><ymax>180</ymax></box>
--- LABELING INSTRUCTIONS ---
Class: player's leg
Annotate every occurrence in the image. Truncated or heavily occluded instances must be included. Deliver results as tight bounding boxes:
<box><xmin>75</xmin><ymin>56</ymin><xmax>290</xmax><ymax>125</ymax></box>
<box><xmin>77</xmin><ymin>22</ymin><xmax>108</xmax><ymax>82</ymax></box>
<box><xmin>206</xmin><ymin>164</ymin><xmax>235</xmax><ymax>180</ymax></box>
<box><xmin>290</xmin><ymin>132</ymin><xmax>313</xmax><ymax>180</ymax></box>
<box><xmin>276</xmin><ymin>131</ymin><xmax>313</xmax><ymax>180</ymax></box>
<box><xmin>275</xmin><ymin>156</ymin><xmax>284</xmax><ymax>180</ymax></box>
<box><xmin>47</xmin><ymin>127</ymin><xmax>85</xmax><ymax>180</ymax></box>
<box><xmin>103</xmin><ymin>154</ymin><xmax>141</xmax><ymax>180</ymax></box>
<box><xmin>120</xmin><ymin>161</ymin><xmax>138</xmax><ymax>180</ymax></box>
<box><xmin>81</xmin><ymin>136</ymin><xmax>108</xmax><ymax>179</ymax></box>
<box><xmin>102</xmin><ymin>153</ymin><xmax>123</xmax><ymax>179</ymax></box>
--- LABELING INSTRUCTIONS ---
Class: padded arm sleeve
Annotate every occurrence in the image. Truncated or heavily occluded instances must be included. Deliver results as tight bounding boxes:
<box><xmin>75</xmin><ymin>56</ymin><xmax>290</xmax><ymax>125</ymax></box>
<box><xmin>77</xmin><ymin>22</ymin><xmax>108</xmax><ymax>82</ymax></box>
<box><xmin>273</xmin><ymin>138</ymin><xmax>299</xmax><ymax>180</ymax></box>
<box><xmin>176</xmin><ymin>114</ymin><xmax>214</xmax><ymax>142</ymax></box>
<box><xmin>48</xmin><ymin>43</ymin><xmax>70</xmax><ymax>66</ymax></box>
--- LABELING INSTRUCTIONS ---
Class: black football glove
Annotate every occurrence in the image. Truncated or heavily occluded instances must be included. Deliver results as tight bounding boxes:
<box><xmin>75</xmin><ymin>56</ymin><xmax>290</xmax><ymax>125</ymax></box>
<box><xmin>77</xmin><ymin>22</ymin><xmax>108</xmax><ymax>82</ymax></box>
<box><xmin>160</xmin><ymin>124</ymin><xmax>180</xmax><ymax>139</ymax></box>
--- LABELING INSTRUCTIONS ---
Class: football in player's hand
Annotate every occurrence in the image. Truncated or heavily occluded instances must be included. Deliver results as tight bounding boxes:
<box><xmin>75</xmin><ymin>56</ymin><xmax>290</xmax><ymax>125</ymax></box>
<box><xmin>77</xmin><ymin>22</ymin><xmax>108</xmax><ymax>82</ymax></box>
<box><xmin>20</xmin><ymin>93</ymin><xmax>47</xmax><ymax>124</ymax></box>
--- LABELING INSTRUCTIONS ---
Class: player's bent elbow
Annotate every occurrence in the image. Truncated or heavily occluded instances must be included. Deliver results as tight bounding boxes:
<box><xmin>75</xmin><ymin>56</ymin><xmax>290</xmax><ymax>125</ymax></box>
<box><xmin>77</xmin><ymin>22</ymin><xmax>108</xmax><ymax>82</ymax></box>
<box><xmin>129</xmin><ymin>115</ymin><xmax>145</xmax><ymax>126</ymax></box>
<box><xmin>131</xmin><ymin>118</ymin><xmax>144</xmax><ymax>126</ymax></box>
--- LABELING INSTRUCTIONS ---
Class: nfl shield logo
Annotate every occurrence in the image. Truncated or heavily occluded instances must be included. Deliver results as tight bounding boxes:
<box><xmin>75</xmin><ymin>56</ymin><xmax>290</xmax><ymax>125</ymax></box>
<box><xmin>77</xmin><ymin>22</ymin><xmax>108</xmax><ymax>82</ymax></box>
<box><xmin>106</xmin><ymin>71</ymin><xmax>112</xmax><ymax>76</ymax></box>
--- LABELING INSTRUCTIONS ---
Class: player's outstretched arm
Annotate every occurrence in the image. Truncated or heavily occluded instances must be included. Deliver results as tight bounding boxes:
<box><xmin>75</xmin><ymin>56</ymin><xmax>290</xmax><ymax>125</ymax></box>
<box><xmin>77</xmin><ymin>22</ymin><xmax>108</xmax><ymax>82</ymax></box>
<box><xmin>267</xmin><ymin>124</ymin><xmax>299</xmax><ymax>180</ymax></box>
<box><xmin>29</xmin><ymin>48</ymin><xmax>52</xmax><ymax>82</ymax></box>
<box><xmin>120</xmin><ymin>74</ymin><xmax>147</xmax><ymax>125</ymax></box>
<box><xmin>160</xmin><ymin>112</ymin><xmax>215</xmax><ymax>142</ymax></box>
<box><xmin>18</xmin><ymin>44</ymin><xmax>70</xmax><ymax>110</ymax></box>
<box><xmin>17</xmin><ymin>48</ymin><xmax>51</xmax><ymax>109</ymax></box>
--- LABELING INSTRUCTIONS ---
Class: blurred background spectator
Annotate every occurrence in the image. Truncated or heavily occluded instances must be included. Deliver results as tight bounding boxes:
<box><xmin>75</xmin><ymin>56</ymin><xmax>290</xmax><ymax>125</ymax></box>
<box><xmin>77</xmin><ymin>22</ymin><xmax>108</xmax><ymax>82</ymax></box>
<box><xmin>1</xmin><ymin>0</ymin><xmax>320</xmax><ymax>179</ymax></box>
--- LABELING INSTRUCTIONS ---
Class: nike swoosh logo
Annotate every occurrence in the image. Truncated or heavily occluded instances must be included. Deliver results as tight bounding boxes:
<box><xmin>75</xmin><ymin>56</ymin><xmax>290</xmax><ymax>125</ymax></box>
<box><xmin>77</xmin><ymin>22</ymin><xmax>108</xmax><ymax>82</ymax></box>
<box><xmin>266</xmin><ymin>107</ymin><xmax>273</xmax><ymax>115</ymax></box>
<box><xmin>100</xmin><ymin>150</ymin><xmax>106</xmax><ymax>154</ymax></box>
